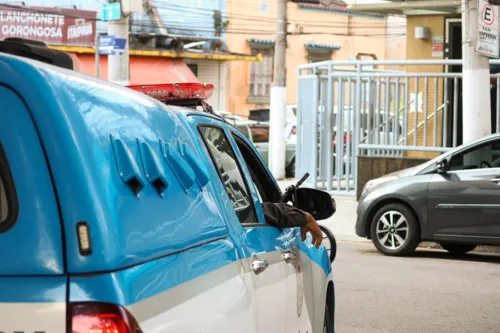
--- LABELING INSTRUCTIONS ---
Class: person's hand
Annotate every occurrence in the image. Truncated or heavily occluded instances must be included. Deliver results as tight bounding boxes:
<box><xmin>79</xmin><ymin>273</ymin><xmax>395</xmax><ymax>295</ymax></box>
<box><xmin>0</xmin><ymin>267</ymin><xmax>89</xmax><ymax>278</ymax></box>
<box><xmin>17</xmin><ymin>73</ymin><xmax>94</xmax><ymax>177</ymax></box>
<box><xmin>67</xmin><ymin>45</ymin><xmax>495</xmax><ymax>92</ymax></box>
<box><xmin>300</xmin><ymin>212</ymin><xmax>323</xmax><ymax>248</ymax></box>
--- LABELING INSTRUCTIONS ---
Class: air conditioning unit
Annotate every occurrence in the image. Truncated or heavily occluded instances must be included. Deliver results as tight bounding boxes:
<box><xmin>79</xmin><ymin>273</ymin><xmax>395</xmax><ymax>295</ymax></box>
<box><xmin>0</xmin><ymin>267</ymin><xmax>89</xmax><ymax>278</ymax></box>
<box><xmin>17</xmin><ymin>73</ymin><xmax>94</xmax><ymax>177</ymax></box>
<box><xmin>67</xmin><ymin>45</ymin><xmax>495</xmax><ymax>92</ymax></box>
<box><xmin>415</xmin><ymin>27</ymin><xmax>430</xmax><ymax>40</ymax></box>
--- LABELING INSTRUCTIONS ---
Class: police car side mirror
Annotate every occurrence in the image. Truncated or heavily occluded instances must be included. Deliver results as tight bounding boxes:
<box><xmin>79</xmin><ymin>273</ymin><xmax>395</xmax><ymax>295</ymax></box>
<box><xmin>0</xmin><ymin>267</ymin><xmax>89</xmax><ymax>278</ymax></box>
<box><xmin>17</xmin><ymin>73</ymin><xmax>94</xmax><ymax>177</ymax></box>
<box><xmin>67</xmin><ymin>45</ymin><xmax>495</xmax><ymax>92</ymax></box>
<box><xmin>294</xmin><ymin>188</ymin><xmax>336</xmax><ymax>221</ymax></box>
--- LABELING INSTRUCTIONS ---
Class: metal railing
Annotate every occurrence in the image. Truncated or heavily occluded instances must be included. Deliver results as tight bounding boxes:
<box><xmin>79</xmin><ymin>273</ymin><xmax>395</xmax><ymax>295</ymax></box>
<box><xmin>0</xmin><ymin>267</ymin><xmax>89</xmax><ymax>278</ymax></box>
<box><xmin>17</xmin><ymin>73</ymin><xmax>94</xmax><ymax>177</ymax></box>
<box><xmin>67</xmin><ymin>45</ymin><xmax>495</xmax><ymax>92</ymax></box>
<box><xmin>296</xmin><ymin>59</ymin><xmax>500</xmax><ymax>196</ymax></box>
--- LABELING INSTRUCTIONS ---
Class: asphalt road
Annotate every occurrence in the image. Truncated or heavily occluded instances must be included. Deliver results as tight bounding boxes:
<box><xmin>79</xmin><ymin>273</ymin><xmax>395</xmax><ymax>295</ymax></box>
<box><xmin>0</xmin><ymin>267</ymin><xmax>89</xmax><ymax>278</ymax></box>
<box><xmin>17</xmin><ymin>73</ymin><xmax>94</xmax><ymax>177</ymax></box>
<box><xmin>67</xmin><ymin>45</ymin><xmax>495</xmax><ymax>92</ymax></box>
<box><xmin>332</xmin><ymin>242</ymin><xmax>500</xmax><ymax>333</ymax></box>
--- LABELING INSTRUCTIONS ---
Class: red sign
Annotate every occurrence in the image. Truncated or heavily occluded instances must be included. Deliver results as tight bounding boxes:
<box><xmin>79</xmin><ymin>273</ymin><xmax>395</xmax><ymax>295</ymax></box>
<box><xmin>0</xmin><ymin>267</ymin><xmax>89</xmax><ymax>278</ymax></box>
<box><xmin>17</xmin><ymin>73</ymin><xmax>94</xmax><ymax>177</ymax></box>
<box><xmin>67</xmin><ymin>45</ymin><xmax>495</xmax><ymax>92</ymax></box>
<box><xmin>0</xmin><ymin>5</ymin><xmax>96</xmax><ymax>46</ymax></box>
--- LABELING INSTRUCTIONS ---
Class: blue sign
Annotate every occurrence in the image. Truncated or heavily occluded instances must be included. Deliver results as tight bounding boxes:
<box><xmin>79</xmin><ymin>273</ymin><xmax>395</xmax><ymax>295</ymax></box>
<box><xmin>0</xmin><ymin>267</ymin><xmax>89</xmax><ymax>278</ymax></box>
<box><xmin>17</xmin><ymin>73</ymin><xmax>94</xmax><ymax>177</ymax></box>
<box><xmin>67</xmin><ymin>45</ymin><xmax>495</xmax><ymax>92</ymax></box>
<box><xmin>100</xmin><ymin>2</ymin><xmax>121</xmax><ymax>21</ymax></box>
<box><xmin>112</xmin><ymin>38</ymin><xmax>127</xmax><ymax>56</ymax></box>
<box><xmin>99</xmin><ymin>36</ymin><xmax>127</xmax><ymax>56</ymax></box>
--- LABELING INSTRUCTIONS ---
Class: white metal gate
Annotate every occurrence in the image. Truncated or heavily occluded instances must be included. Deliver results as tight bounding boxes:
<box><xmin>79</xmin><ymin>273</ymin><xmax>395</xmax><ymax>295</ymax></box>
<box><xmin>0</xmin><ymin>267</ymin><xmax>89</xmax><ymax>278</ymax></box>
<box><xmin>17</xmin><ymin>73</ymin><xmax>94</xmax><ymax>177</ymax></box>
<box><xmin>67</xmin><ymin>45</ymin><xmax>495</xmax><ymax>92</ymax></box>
<box><xmin>296</xmin><ymin>59</ymin><xmax>500</xmax><ymax>196</ymax></box>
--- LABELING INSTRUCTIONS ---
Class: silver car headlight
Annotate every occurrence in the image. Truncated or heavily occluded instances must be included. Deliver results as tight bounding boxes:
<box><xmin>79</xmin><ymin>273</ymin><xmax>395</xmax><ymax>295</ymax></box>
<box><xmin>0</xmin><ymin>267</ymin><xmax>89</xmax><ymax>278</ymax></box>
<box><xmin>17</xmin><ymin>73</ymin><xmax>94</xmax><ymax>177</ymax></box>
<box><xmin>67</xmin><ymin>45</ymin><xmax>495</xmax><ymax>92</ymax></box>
<box><xmin>362</xmin><ymin>176</ymin><xmax>398</xmax><ymax>196</ymax></box>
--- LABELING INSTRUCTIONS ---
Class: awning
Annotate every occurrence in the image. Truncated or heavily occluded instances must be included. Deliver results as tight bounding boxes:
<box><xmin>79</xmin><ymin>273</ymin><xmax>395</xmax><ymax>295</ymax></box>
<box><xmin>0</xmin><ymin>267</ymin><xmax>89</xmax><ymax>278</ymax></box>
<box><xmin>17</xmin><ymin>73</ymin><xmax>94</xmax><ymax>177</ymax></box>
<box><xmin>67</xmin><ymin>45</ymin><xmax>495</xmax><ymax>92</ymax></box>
<box><xmin>70</xmin><ymin>54</ymin><xmax>201</xmax><ymax>84</ymax></box>
<box><xmin>129</xmin><ymin>58</ymin><xmax>200</xmax><ymax>84</ymax></box>
<box><xmin>48</xmin><ymin>45</ymin><xmax>262</xmax><ymax>62</ymax></box>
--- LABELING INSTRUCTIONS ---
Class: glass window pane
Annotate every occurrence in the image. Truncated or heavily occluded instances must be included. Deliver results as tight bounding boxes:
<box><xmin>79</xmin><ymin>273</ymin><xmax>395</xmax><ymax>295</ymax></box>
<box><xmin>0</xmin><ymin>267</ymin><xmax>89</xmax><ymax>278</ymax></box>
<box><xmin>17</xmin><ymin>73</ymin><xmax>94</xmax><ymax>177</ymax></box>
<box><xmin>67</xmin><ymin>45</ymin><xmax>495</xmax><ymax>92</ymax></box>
<box><xmin>200</xmin><ymin>126</ymin><xmax>257</xmax><ymax>224</ymax></box>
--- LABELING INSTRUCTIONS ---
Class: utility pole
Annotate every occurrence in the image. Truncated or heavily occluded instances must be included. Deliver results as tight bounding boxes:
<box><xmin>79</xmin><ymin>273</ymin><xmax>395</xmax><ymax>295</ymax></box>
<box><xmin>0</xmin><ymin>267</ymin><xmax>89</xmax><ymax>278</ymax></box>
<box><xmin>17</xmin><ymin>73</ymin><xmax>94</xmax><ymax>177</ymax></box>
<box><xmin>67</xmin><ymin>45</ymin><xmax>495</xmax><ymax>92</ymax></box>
<box><xmin>269</xmin><ymin>0</ymin><xmax>287</xmax><ymax>180</ymax></box>
<box><xmin>462</xmin><ymin>0</ymin><xmax>491</xmax><ymax>144</ymax></box>
<box><xmin>108</xmin><ymin>16</ymin><xmax>130</xmax><ymax>85</ymax></box>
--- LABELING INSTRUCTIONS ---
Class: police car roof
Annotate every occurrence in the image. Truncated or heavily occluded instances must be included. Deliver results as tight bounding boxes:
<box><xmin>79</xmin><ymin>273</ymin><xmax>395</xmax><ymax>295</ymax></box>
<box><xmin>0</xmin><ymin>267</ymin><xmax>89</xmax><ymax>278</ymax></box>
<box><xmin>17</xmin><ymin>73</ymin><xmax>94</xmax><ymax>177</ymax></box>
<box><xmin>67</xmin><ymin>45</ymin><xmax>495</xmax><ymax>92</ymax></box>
<box><xmin>0</xmin><ymin>53</ymin><xmax>228</xmax><ymax>273</ymax></box>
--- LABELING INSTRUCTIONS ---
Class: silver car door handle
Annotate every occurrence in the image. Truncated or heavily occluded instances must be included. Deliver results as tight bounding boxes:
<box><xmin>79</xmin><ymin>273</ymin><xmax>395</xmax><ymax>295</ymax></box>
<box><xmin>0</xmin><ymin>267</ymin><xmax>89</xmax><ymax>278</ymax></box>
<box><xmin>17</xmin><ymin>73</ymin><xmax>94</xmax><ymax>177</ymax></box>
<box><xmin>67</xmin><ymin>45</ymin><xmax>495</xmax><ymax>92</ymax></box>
<box><xmin>282</xmin><ymin>250</ymin><xmax>297</xmax><ymax>262</ymax></box>
<box><xmin>251</xmin><ymin>259</ymin><xmax>268</xmax><ymax>273</ymax></box>
<box><xmin>491</xmin><ymin>177</ymin><xmax>500</xmax><ymax>183</ymax></box>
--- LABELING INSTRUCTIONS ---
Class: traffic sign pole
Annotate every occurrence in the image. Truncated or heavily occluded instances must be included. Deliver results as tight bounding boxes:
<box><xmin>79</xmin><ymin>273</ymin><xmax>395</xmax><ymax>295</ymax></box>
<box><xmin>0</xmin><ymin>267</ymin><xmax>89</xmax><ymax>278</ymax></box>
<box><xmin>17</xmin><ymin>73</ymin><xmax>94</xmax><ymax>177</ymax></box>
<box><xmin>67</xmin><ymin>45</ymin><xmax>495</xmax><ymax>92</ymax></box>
<box><xmin>464</xmin><ymin>0</ymin><xmax>492</xmax><ymax>145</ymax></box>
<box><xmin>108</xmin><ymin>16</ymin><xmax>130</xmax><ymax>86</ymax></box>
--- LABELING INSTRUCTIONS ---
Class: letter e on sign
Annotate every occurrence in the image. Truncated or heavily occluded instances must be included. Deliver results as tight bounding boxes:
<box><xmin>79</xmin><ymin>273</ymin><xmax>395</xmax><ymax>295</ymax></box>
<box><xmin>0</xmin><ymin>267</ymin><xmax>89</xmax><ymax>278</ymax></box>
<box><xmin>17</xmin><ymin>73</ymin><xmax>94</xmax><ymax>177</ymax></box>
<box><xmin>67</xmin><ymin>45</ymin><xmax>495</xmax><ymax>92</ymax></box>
<box><xmin>483</xmin><ymin>3</ymin><xmax>495</xmax><ymax>25</ymax></box>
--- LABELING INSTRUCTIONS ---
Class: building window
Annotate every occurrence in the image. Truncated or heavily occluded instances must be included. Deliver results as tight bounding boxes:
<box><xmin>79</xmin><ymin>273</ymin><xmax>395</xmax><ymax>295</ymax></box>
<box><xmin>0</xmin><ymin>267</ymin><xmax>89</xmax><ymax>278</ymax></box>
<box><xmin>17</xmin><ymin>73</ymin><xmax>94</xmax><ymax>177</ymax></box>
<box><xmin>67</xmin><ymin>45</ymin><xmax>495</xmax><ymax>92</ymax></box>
<box><xmin>357</xmin><ymin>53</ymin><xmax>376</xmax><ymax>70</ymax></box>
<box><xmin>307</xmin><ymin>51</ymin><xmax>332</xmax><ymax>63</ymax></box>
<box><xmin>249</xmin><ymin>48</ymin><xmax>274</xmax><ymax>102</ymax></box>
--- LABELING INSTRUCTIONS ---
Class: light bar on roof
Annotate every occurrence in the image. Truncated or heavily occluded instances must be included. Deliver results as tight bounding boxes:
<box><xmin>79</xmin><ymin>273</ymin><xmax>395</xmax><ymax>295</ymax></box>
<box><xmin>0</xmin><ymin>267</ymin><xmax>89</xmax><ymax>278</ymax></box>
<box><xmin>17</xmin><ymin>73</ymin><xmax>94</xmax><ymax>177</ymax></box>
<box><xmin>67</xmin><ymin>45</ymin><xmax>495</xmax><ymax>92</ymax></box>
<box><xmin>128</xmin><ymin>83</ymin><xmax>214</xmax><ymax>102</ymax></box>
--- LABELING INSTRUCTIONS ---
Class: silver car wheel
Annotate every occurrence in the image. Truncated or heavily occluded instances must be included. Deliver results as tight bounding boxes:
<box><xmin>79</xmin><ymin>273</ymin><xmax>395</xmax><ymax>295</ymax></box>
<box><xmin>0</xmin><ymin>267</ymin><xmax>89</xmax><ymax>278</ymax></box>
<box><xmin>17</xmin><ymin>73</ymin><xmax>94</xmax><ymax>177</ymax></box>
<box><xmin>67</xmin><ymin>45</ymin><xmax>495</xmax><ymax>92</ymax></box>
<box><xmin>376</xmin><ymin>210</ymin><xmax>409</xmax><ymax>250</ymax></box>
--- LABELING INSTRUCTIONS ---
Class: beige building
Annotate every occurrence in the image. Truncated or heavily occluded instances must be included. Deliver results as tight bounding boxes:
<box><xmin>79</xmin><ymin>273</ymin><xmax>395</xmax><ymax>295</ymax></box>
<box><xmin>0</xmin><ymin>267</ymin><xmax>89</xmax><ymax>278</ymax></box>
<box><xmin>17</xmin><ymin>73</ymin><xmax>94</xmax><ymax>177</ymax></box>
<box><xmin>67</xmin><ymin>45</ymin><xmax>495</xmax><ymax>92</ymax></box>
<box><xmin>348</xmin><ymin>1</ymin><xmax>467</xmax><ymax>157</ymax></box>
<box><xmin>225</xmin><ymin>0</ymin><xmax>406</xmax><ymax>116</ymax></box>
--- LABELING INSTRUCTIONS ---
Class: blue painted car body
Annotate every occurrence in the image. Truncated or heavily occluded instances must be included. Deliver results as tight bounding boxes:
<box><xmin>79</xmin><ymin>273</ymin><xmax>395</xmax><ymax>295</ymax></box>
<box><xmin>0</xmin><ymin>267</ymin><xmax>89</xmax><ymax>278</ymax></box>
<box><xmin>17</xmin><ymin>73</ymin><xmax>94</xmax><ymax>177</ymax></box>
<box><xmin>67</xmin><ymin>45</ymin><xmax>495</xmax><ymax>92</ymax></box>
<box><xmin>0</xmin><ymin>53</ymin><xmax>333</xmax><ymax>332</ymax></box>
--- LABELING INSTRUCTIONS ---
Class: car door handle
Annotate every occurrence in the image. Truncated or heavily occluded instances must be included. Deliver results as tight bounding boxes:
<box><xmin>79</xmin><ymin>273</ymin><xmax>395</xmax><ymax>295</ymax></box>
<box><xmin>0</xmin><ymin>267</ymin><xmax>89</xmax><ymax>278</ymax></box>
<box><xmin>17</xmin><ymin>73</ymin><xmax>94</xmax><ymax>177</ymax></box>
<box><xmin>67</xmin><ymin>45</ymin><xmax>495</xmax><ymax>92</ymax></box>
<box><xmin>491</xmin><ymin>177</ymin><xmax>500</xmax><ymax>183</ymax></box>
<box><xmin>282</xmin><ymin>250</ymin><xmax>297</xmax><ymax>262</ymax></box>
<box><xmin>251</xmin><ymin>259</ymin><xmax>268</xmax><ymax>273</ymax></box>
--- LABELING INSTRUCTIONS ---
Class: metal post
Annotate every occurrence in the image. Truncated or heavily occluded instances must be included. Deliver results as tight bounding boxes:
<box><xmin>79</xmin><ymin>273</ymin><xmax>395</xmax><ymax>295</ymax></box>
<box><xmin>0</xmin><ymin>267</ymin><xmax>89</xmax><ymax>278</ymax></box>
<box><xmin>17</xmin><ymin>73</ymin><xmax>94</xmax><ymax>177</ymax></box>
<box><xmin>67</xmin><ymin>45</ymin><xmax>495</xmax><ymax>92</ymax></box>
<box><xmin>108</xmin><ymin>17</ymin><xmax>130</xmax><ymax>85</ymax></box>
<box><xmin>424</xmin><ymin>77</ymin><xmax>429</xmax><ymax>147</ymax></box>
<box><xmin>453</xmin><ymin>77</ymin><xmax>459</xmax><ymax>147</ymax></box>
<box><xmin>95</xmin><ymin>32</ymin><xmax>100</xmax><ymax>78</ymax></box>
<box><xmin>354</xmin><ymin>65</ymin><xmax>362</xmax><ymax>194</ymax></box>
<box><xmin>414</xmin><ymin>77</ymin><xmax>419</xmax><ymax>146</ymax></box>
<box><xmin>326</xmin><ymin>63</ymin><xmax>333</xmax><ymax>191</ymax></box>
<box><xmin>497</xmin><ymin>77</ymin><xmax>500</xmax><ymax>132</ymax></box>
<box><xmin>404</xmin><ymin>78</ymin><xmax>409</xmax><ymax>146</ymax></box>
<box><xmin>395</xmin><ymin>77</ymin><xmax>400</xmax><ymax>149</ymax></box>
<box><xmin>462</xmin><ymin>0</ymin><xmax>492</xmax><ymax>144</ymax></box>
<box><xmin>269</xmin><ymin>0</ymin><xmax>287</xmax><ymax>179</ymax></box>
<box><xmin>346</xmin><ymin>77</ymin><xmax>352</xmax><ymax>192</ymax></box>
<box><xmin>433</xmin><ymin>77</ymin><xmax>438</xmax><ymax>147</ymax></box>
<box><xmin>443</xmin><ymin>78</ymin><xmax>449</xmax><ymax>147</ymax></box>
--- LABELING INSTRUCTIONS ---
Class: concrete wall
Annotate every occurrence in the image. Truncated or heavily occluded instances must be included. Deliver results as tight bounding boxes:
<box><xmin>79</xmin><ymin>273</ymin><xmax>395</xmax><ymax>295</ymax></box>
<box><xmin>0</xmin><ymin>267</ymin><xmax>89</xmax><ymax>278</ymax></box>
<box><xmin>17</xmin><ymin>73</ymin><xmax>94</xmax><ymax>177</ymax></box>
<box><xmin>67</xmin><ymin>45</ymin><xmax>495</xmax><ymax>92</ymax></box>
<box><xmin>356</xmin><ymin>156</ymin><xmax>430</xmax><ymax>200</ymax></box>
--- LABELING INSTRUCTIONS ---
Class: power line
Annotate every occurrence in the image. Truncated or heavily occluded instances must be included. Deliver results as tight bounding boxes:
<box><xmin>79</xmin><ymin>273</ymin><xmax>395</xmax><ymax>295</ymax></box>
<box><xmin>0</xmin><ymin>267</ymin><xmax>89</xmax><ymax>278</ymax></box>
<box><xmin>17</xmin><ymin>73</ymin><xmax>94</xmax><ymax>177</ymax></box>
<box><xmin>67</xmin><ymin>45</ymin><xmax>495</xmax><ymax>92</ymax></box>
<box><xmin>0</xmin><ymin>3</ymin><xmax>406</xmax><ymax>38</ymax></box>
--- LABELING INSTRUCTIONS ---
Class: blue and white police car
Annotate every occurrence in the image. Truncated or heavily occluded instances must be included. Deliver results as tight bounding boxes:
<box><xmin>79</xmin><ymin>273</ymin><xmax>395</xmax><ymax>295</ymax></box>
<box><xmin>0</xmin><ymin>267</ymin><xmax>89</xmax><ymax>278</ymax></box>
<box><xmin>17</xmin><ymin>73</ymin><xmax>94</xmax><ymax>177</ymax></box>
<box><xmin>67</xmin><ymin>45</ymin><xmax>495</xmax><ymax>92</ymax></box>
<box><xmin>0</xmin><ymin>39</ymin><xmax>336</xmax><ymax>333</ymax></box>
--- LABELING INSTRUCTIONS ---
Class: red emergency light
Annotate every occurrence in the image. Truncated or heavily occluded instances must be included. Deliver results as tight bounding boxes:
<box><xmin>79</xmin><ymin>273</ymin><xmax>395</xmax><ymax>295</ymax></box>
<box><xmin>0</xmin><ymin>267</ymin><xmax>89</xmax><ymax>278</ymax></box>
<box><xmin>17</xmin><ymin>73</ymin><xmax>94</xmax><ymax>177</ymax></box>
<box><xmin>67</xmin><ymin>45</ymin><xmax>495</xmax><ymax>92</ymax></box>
<box><xmin>127</xmin><ymin>83</ymin><xmax>214</xmax><ymax>102</ymax></box>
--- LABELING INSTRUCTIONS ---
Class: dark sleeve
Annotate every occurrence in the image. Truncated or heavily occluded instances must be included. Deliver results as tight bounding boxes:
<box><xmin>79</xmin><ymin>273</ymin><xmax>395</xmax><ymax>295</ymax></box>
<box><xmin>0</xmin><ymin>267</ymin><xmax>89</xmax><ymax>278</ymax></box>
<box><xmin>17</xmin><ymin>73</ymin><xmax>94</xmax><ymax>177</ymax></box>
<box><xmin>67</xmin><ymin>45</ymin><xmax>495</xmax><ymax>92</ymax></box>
<box><xmin>261</xmin><ymin>202</ymin><xmax>308</xmax><ymax>228</ymax></box>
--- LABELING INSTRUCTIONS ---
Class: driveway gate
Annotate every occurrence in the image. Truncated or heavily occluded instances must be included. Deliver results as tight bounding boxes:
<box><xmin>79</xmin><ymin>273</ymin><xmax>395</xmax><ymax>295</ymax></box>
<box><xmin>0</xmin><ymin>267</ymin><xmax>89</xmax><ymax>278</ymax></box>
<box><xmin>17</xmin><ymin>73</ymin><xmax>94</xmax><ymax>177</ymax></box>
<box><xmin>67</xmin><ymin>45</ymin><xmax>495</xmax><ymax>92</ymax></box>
<box><xmin>296</xmin><ymin>59</ymin><xmax>500</xmax><ymax>196</ymax></box>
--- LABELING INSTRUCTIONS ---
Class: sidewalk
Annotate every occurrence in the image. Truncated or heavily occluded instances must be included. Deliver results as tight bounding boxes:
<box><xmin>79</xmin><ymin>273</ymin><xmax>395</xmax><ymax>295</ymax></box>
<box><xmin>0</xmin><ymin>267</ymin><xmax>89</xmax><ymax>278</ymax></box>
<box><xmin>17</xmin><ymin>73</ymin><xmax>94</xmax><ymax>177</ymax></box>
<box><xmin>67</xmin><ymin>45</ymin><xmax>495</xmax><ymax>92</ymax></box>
<box><xmin>277</xmin><ymin>180</ymin><xmax>366</xmax><ymax>242</ymax></box>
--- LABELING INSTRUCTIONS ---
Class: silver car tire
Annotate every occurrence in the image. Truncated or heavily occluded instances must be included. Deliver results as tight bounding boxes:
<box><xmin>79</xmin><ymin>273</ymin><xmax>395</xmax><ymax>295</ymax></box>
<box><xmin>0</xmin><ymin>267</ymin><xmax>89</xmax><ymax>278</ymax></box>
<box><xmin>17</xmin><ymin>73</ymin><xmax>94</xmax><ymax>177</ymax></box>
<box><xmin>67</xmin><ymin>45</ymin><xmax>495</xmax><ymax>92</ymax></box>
<box><xmin>370</xmin><ymin>203</ymin><xmax>420</xmax><ymax>256</ymax></box>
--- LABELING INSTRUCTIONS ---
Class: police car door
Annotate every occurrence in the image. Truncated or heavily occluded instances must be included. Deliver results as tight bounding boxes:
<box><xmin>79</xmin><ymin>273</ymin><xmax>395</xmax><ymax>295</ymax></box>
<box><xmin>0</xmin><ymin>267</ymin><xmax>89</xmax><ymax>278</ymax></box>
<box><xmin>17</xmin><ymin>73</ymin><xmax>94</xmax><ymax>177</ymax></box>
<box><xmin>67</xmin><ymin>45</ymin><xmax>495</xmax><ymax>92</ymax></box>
<box><xmin>228</xmin><ymin>129</ymin><xmax>315</xmax><ymax>333</ymax></box>
<box><xmin>193</xmin><ymin>118</ymin><xmax>288</xmax><ymax>333</ymax></box>
<box><xmin>0</xmin><ymin>86</ymin><xmax>66</xmax><ymax>331</ymax></box>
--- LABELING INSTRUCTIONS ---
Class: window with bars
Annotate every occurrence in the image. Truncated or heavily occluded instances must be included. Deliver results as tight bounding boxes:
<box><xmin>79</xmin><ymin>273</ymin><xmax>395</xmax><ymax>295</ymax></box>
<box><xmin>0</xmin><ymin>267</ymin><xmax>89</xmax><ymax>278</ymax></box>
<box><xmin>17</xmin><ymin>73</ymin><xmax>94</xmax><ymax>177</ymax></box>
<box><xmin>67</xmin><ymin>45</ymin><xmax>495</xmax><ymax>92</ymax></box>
<box><xmin>307</xmin><ymin>51</ymin><xmax>331</xmax><ymax>64</ymax></box>
<box><xmin>249</xmin><ymin>48</ymin><xmax>274</xmax><ymax>102</ymax></box>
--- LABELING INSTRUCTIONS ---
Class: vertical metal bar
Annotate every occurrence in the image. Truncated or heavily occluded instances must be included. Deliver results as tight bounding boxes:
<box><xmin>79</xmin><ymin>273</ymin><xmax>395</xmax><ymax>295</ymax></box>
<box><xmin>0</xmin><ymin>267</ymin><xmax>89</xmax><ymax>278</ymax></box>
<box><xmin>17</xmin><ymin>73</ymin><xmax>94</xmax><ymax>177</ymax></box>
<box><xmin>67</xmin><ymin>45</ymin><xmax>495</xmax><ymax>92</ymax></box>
<box><xmin>424</xmin><ymin>77</ymin><xmax>429</xmax><ymax>147</ymax></box>
<box><xmin>311</xmin><ymin>72</ymin><xmax>319</xmax><ymax>187</ymax></box>
<box><xmin>367</xmin><ymin>79</ymin><xmax>372</xmax><ymax>146</ymax></box>
<box><xmin>335</xmin><ymin>77</ymin><xmax>344</xmax><ymax>191</ymax></box>
<box><xmin>443</xmin><ymin>78</ymin><xmax>449</xmax><ymax>147</ymax></box>
<box><xmin>95</xmin><ymin>32</ymin><xmax>100</xmax><ymax>77</ymax></box>
<box><xmin>337</xmin><ymin>80</ymin><xmax>345</xmax><ymax>191</ymax></box>
<box><xmin>346</xmin><ymin>77</ymin><xmax>352</xmax><ymax>192</ymax></box>
<box><xmin>319</xmin><ymin>79</ymin><xmax>327</xmax><ymax>185</ymax></box>
<box><xmin>453</xmin><ymin>77</ymin><xmax>458</xmax><ymax>147</ymax></box>
<box><xmin>354</xmin><ymin>65</ymin><xmax>362</xmax><ymax>194</ymax></box>
<box><xmin>497</xmin><ymin>77</ymin><xmax>500</xmax><ymax>133</ymax></box>
<box><xmin>296</xmin><ymin>68</ymin><xmax>302</xmax><ymax>178</ymax></box>
<box><xmin>375</xmin><ymin>78</ymin><xmax>381</xmax><ymax>150</ymax></box>
<box><xmin>404</xmin><ymin>78</ymin><xmax>409</xmax><ymax>147</ymax></box>
<box><xmin>395</xmin><ymin>78</ymin><xmax>400</xmax><ymax>149</ymax></box>
<box><xmin>414</xmin><ymin>77</ymin><xmax>419</xmax><ymax>146</ymax></box>
<box><xmin>326</xmin><ymin>63</ymin><xmax>334</xmax><ymax>192</ymax></box>
<box><xmin>433</xmin><ymin>77</ymin><xmax>438</xmax><ymax>147</ymax></box>
<box><xmin>385</xmin><ymin>77</ymin><xmax>390</xmax><ymax>150</ymax></box>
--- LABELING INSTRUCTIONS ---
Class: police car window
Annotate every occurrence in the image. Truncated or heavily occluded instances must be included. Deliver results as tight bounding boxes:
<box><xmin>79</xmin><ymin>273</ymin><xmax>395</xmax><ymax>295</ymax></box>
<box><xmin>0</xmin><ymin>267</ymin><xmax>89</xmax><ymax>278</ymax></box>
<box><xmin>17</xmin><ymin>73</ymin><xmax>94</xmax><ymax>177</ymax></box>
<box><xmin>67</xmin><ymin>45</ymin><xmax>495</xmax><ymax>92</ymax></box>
<box><xmin>0</xmin><ymin>143</ymin><xmax>18</xmax><ymax>232</ymax></box>
<box><xmin>199</xmin><ymin>126</ymin><xmax>257</xmax><ymax>224</ymax></box>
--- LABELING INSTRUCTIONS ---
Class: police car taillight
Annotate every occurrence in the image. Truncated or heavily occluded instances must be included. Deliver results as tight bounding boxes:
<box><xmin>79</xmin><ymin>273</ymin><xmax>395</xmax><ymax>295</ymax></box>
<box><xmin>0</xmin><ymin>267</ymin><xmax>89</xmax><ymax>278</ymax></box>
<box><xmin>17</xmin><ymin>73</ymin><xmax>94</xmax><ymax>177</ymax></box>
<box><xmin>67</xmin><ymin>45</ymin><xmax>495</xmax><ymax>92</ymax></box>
<box><xmin>127</xmin><ymin>82</ymin><xmax>214</xmax><ymax>102</ymax></box>
<box><xmin>71</xmin><ymin>302</ymin><xmax>142</xmax><ymax>333</ymax></box>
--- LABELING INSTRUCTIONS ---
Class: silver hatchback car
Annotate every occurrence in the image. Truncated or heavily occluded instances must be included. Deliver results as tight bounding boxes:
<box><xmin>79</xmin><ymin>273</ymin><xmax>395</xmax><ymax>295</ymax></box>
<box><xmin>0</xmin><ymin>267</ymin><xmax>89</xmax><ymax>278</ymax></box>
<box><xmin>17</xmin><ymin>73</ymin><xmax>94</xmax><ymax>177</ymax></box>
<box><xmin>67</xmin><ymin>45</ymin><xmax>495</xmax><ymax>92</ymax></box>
<box><xmin>356</xmin><ymin>133</ymin><xmax>500</xmax><ymax>256</ymax></box>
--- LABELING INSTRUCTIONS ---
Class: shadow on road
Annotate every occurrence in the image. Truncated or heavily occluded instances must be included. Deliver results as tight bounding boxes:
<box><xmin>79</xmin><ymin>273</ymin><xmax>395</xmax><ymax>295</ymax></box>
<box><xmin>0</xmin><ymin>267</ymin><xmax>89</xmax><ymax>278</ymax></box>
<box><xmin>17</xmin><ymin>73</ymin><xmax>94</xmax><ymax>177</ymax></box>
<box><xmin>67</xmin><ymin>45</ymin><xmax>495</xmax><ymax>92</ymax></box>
<box><xmin>409</xmin><ymin>249</ymin><xmax>500</xmax><ymax>264</ymax></box>
<box><xmin>357</xmin><ymin>245</ymin><xmax>500</xmax><ymax>264</ymax></box>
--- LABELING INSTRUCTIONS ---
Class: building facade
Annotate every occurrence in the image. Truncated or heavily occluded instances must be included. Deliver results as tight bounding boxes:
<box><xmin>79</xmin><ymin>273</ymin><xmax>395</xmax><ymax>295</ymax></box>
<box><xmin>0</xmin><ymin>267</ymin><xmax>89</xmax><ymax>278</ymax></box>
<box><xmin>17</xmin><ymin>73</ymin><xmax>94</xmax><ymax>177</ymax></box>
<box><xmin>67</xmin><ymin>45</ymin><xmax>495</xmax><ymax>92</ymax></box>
<box><xmin>225</xmin><ymin>0</ymin><xmax>406</xmax><ymax>115</ymax></box>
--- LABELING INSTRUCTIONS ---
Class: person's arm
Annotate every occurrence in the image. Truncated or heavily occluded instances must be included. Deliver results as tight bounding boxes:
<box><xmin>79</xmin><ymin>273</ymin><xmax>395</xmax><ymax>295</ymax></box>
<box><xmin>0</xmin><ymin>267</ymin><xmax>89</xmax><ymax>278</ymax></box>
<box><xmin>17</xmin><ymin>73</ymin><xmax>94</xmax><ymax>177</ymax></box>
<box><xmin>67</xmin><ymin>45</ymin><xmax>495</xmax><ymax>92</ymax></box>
<box><xmin>261</xmin><ymin>202</ymin><xmax>323</xmax><ymax>248</ymax></box>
